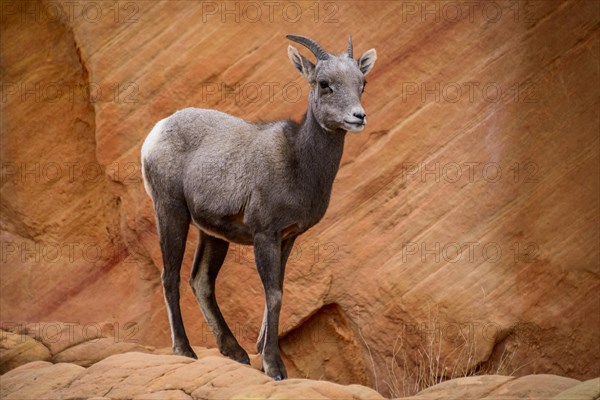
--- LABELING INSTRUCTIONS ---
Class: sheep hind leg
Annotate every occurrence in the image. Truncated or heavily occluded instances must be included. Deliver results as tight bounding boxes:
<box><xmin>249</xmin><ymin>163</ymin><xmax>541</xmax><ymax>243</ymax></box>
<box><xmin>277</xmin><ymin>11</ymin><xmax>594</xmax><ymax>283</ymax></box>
<box><xmin>155</xmin><ymin>201</ymin><xmax>196</xmax><ymax>358</ymax></box>
<box><xmin>190</xmin><ymin>230</ymin><xmax>250</xmax><ymax>364</ymax></box>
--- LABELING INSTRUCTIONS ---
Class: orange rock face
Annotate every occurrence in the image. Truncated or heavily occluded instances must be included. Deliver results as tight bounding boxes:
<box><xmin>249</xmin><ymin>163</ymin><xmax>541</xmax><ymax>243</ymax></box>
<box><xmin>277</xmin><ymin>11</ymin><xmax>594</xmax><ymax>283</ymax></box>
<box><xmin>1</xmin><ymin>0</ymin><xmax>598</xmax><ymax>395</ymax></box>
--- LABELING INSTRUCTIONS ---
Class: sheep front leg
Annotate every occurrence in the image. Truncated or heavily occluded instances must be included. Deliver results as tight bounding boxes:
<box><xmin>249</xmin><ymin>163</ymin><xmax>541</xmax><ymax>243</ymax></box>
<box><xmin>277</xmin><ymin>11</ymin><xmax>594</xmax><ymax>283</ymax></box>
<box><xmin>257</xmin><ymin>237</ymin><xmax>295</xmax><ymax>354</ymax></box>
<box><xmin>253</xmin><ymin>232</ymin><xmax>287</xmax><ymax>380</ymax></box>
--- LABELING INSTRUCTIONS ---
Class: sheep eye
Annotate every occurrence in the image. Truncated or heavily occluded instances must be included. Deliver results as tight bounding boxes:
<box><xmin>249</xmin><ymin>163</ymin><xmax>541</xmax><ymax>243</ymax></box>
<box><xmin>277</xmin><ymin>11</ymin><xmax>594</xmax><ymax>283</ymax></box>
<box><xmin>319</xmin><ymin>80</ymin><xmax>330</xmax><ymax>89</ymax></box>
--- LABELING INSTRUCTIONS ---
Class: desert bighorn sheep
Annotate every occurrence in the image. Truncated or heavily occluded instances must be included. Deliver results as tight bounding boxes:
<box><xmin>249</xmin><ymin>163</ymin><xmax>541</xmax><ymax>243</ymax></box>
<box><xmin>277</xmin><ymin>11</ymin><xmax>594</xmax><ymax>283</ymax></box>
<box><xmin>141</xmin><ymin>34</ymin><xmax>376</xmax><ymax>380</ymax></box>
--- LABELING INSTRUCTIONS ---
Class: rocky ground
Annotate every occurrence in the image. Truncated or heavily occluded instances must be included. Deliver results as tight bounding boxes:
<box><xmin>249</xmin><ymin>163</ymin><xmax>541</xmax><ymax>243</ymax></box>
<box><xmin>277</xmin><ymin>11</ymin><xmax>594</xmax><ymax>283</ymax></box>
<box><xmin>1</xmin><ymin>324</ymin><xmax>599</xmax><ymax>399</ymax></box>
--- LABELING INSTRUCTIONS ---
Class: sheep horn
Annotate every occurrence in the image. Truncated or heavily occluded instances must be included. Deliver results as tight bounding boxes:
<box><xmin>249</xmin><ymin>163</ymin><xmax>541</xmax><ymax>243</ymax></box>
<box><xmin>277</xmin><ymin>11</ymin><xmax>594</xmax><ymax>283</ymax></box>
<box><xmin>286</xmin><ymin>35</ymin><xmax>330</xmax><ymax>61</ymax></box>
<box><xmin>347</xmin><ymin>33</ymin><xmax>353</xmax><ymax>58</ymax></box>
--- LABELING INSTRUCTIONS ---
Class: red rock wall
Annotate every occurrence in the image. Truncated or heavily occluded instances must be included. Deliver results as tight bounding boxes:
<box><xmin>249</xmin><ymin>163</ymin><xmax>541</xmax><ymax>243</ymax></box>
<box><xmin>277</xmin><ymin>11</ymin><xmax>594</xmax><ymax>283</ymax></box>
<box><xmin>1</xmin><ymin>0</ymin><xmax>598</xmax><ymax>395</ymax></box>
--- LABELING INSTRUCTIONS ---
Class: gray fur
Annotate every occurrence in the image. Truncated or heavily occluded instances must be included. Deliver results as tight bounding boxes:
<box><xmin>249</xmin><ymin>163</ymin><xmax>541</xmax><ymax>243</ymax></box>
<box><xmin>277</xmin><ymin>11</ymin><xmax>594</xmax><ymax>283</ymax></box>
<box><xmin>141</xmin><ymin>34</ymin><xmax>376</xmax><ymax>380</ymax></box>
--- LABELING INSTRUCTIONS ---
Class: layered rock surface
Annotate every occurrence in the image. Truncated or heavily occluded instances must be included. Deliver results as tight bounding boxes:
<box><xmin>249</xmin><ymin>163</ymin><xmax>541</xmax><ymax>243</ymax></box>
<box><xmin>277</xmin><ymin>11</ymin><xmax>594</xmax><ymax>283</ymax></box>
<box><xmin>1</xmin><ymin>329</ymin><xmax>599</xmax><ymax>399</ymax></box>
<box><xmin>1</xmin><ymin>0</ymin><xmax>599</xmax><ymax>396</ymax></box>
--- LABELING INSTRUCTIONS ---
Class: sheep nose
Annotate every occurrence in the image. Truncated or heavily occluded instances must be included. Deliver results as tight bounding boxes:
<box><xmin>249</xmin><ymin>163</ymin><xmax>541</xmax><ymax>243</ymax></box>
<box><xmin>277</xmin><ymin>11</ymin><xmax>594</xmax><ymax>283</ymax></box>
<box><xmin>353</xmin><ymin>111</ymin><xmax>366</xmax><ymax>121</ymax></box>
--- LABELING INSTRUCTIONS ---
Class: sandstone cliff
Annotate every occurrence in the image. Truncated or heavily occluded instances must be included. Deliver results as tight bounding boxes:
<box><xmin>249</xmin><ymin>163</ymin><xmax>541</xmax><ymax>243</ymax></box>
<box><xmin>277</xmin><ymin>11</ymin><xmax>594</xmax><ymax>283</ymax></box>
<box><xmin>1</xmin><ymin>0</ymin><xmax>598</xmax><ymax>396</ymax></box>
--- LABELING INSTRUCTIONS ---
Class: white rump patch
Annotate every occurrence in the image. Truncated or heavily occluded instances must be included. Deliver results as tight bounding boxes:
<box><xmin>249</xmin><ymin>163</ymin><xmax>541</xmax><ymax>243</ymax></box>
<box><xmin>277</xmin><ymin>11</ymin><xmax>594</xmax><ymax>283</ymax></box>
<box><xmin>141</xmin><ymin>118</ymin><xmax>167</xmax><ymax>160</ymax></box>
<box><xmin>141</xmin><ymin>118</ymin><xmax>167</xmax><ymax>196</ymax></box>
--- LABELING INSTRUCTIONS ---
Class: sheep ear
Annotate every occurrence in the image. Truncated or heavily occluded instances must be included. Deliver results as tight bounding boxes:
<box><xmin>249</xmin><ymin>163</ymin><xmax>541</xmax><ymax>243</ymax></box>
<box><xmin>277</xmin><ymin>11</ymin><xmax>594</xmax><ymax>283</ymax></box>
<box><xmin>288</xmin><ymin>45</ymin><xmax>315</xmax><ymax>81</ymax></box>
<box><xmin>358</xmin><ymin>48</ymin><xmax>377</xmax><ymax>76</ymax></box>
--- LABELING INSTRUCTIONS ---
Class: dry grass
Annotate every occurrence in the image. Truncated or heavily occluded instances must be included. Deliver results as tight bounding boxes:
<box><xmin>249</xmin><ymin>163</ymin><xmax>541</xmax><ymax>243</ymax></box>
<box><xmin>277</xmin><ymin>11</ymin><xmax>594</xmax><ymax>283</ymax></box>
<box><xmin>381</xmin><ymin>318</ymin><xmax>528</xmax><ymax>397</ymax></box>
